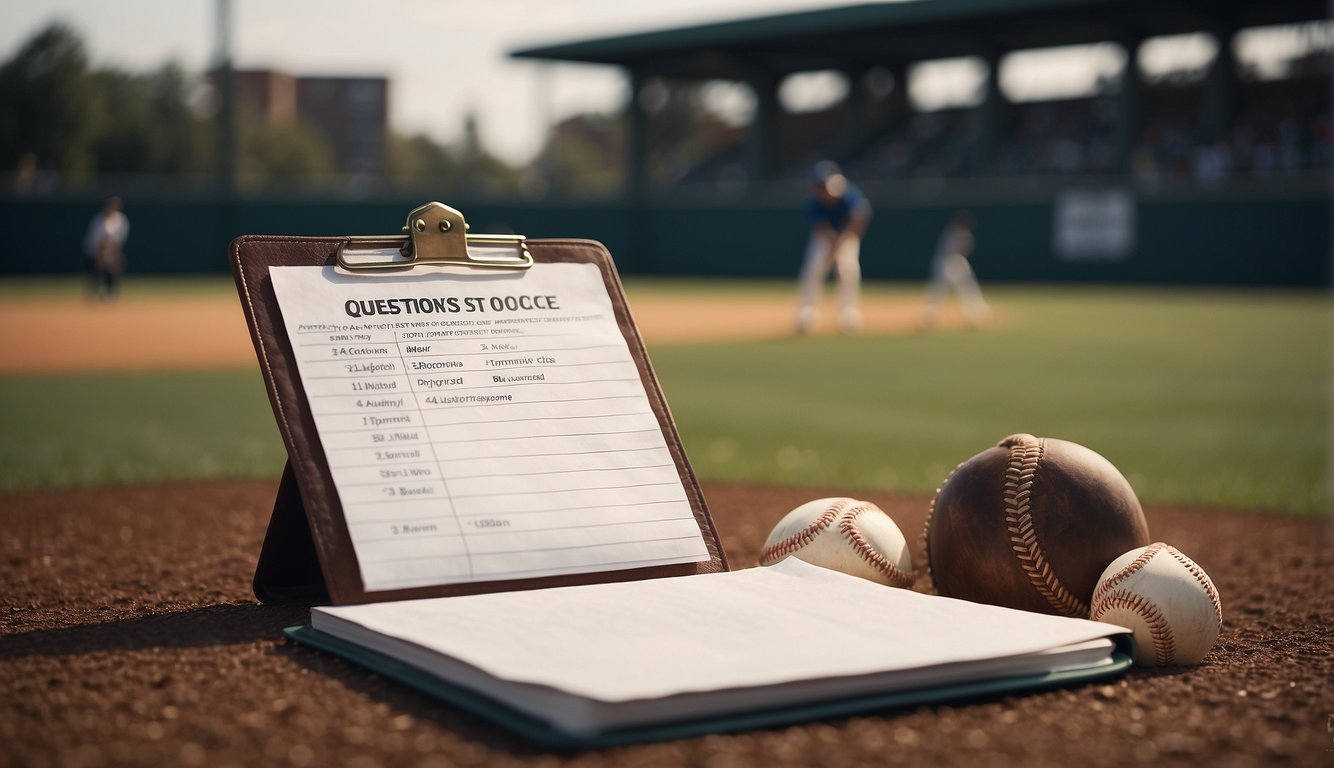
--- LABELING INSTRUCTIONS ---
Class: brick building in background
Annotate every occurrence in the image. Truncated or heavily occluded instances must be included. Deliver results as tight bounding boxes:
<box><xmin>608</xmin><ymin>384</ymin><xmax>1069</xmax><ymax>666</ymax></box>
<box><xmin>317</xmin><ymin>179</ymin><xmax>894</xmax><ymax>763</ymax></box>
<box><xmin>229</xmin><ymin>69</ymin><xmax>389</xmax><ymax>175</ymax></box>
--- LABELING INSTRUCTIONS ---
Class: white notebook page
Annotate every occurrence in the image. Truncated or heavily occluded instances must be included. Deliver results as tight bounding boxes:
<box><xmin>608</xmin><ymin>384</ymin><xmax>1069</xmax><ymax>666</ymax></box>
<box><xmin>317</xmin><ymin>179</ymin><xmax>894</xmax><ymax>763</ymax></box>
<box><xmin>313</xmin><ymin>559</ymin><xmax>1126</xmax><ymax>734</ymax></box>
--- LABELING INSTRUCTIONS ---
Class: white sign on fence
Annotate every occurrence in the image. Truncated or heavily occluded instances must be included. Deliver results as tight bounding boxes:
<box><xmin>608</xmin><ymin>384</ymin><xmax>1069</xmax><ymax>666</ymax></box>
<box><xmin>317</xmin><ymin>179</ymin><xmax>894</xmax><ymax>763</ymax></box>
<box><xmin>1053</xmin><ymin>188</ymin><xmax>1136</xmax><ymax>262</ymax></box>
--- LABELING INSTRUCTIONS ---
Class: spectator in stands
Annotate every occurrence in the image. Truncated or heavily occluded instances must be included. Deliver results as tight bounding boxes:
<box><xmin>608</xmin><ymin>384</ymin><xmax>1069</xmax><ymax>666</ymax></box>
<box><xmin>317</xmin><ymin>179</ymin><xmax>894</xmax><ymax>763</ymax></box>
<box><xmin>84</xmin><ymin>196</ymin><xmax>129</xmax><ymax>300</ymax></box>
<box><xmin>920</xmin><ymin>210</ymin><xmax>989</xmax><ymax>329</ymax></box>
<box><xmin>795</xmin><ymin>161</ymin><xmax>872</xmax><ymax>334</ymax></box>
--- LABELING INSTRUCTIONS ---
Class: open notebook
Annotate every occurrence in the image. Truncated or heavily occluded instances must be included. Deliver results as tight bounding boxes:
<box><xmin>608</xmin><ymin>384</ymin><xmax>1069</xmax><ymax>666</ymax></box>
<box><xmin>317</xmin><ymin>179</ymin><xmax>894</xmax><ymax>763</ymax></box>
<box><xmin>290</xmin><ymin>558</ymin><xmax>1132</xmax><ymax>748</ymax></box>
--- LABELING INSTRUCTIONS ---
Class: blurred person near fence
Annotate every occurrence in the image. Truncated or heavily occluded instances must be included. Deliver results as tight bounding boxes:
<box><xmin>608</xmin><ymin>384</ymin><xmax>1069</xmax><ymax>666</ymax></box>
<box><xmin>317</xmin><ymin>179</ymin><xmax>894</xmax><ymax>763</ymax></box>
<box><xmin>795</xmin><ymin>161</ymin><xmax>872</xmax><ymax>334</ymax></box>
<box><xmin>84</xmin><ymin>196</ymin><xmax>129</xmax><ymax>300</ymax></box>
<box><xmin>920</xmin><ymin>210</ymin><xmax>989</xmax><ymax>329</ymax></box>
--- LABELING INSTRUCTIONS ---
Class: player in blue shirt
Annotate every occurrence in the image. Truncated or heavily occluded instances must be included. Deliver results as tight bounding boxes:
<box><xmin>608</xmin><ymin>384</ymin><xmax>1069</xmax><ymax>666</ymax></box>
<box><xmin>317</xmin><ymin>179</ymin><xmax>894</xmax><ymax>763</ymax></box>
<box><xmin>796</xmin><ymin>161</ymin><xmax>872</xmax><ymax>334</ymax></box>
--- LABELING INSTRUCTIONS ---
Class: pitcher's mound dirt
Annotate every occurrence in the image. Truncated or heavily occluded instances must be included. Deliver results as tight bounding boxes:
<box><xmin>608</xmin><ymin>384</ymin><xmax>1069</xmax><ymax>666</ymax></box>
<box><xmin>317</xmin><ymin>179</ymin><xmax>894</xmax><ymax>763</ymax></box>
<box><xmin>2</xmin><ymin>480</ymin><xmax>1330</xmax><ymax>767</ymax></box>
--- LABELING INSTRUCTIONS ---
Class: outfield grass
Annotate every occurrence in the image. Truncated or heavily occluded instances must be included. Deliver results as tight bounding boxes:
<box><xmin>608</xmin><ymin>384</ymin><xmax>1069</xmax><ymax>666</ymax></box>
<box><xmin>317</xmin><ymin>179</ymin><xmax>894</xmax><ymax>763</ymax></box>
<box><xmin>0</xmin><ymin>280</ymin><xmax>1328</xmax><ymax>515</ymax></box>
<box><xmin>0</xmin><ymin>370</ymin><xmax>281</xmax><ymax>490</ymax></box>
<box><xmin>649</xmin><ymin>284</ymin><xmax>1330</xmax><ymax>515</ymax></box>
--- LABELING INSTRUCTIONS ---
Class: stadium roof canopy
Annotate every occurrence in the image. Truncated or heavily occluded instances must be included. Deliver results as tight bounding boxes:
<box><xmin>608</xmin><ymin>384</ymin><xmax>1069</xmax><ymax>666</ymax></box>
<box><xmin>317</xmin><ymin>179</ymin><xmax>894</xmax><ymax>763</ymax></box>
<box><xmin>511</xmin><ymin>0</ymin><xmax>1328</xmax><ymax>79</ymax></box>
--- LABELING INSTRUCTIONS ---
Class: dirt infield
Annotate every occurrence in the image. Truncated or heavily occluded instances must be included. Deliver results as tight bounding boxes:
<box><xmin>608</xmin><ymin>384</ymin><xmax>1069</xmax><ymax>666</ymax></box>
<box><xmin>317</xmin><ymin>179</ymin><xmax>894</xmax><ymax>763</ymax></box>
<box><xmin>2</xmin><ymin>480</ymin><xmax>1331</xmax><ymax>767</ymax></box>
<box><xmin>0</xmin><ymin>291</ymin><xmax>973</xmax><ymax>373</ymax></box>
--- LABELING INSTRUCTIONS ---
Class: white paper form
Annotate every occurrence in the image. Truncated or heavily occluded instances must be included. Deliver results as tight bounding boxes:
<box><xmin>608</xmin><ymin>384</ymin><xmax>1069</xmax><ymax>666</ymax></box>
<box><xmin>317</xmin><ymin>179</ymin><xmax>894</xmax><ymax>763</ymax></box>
<box><xmin>269</xmin><ymin>263</ymin><xmax>711</xmax><ymax>592</ymax></box>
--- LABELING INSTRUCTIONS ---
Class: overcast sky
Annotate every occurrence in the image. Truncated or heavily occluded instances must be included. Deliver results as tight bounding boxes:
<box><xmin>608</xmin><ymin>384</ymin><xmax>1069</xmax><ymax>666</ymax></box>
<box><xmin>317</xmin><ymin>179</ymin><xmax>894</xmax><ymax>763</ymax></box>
<box><xmin>0</xmin><ymin>0</ymin><xmax>871</xmax><ymax>163</ymax></box>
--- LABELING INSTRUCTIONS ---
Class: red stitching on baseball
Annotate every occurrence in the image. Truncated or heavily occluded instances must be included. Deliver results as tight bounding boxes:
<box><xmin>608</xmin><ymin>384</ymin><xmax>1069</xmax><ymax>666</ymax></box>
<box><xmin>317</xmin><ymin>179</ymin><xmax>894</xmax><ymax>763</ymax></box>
<box><xmin>1166</xmin><ymin>547</ymin><xmax>1224</xmax><ymax>626</ymax></box>
<box><xmin>838</xmin><ymin>503</ymin><xmax>914</xmax><ymax>588</ymax></box>
<box><xmin>1003</xmin><ymin>436</ymin><xmax>1089</xmax><ymax>617</ymax></box>
<box><xmin>758</xmin><ymin>499</ymin><xmax>848</xmax><ymax>565</ymax></box>
<box><xmin>1091</xmin><ymin>542</ymin><xmax>1168</xmax><ymax>609</ymax></box>
<box><xmin>1092</xmin><ymin>589</ymin><xmax>1176</xmax><ymax>666</ymax></box>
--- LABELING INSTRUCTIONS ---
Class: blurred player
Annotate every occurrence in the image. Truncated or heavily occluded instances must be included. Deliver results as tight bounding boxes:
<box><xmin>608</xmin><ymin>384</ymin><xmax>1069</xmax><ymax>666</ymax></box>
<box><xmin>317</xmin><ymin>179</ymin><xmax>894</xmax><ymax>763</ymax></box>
<box><xmin>920</xmin><ymin>210</ymin><xmax>989</xmax><ymax>328</ymax></box>
<box><xmin>795</xmin><ymin>161</ymin><xmax>872</xmax><ymax>334</ymax></box>
<box><xmin>84</xmin><ymin>196</ymin><xmax>129</xmax><ymax>300</ymax></box>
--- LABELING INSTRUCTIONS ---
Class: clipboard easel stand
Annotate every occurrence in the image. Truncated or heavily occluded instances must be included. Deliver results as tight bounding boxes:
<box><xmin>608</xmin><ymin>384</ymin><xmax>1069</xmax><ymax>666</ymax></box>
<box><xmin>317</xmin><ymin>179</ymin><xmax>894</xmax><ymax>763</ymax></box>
<box><xmin>233</xmin><ymin>202</ymin><xmax>727</xmax><ymax>606</ymax></box>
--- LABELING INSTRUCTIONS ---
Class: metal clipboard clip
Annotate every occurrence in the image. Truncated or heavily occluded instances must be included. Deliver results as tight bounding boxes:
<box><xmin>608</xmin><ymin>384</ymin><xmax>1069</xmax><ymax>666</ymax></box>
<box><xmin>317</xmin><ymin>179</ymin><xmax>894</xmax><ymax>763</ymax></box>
<box><xmin>336</xmin><ymin>201</ymin><xmax>532</xmax><ymax>271</ymax></box>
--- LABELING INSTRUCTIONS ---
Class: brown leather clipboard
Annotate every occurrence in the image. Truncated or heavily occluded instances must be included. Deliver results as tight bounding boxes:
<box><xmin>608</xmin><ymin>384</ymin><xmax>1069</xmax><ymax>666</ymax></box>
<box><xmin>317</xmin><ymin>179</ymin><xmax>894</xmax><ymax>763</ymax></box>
<box><xmin>231</xmin><ymin>203</ymin><xmax>727</xmax><ymax>605</ymax></box>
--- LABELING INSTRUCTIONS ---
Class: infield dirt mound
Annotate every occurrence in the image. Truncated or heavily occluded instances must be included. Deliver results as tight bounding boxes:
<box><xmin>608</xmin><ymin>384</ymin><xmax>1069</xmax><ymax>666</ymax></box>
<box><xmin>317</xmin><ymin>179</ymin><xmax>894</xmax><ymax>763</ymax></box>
<box><xmin>2</xmin><ymin>480</ymin><xmax>1330</xmax><ymax>767</ymax></box>
<box><xmin>0</xmin><ymin>291</ymin><xmax>977</xmax><ymax>374</ymax></box>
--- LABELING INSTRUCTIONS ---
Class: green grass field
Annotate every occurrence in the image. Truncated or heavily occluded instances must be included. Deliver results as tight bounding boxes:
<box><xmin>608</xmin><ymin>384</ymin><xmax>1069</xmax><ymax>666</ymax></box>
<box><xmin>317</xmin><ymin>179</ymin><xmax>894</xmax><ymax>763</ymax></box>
<box><xmin>0</xmin><ymin>279</ymin><xmax>1328</xmax><ymax>515</ymax></box>
<box><xmin>651</xmin><ymin>283</ymin><xmax>1330</xmax><ymax>514</ymax></box>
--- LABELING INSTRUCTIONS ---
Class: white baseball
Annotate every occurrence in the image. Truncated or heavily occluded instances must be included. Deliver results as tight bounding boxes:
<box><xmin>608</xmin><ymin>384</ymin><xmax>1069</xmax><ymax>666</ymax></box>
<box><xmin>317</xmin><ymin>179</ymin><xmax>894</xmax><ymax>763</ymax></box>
<box><xmin>1089</xmin><ymin>542</ymin><xmax>1223</xmax><ymax>667</ymax></box>
<box><xmin>758</xmin><ymin>497</ymin><xmax>914</xmax><ymax>588</ymax></box>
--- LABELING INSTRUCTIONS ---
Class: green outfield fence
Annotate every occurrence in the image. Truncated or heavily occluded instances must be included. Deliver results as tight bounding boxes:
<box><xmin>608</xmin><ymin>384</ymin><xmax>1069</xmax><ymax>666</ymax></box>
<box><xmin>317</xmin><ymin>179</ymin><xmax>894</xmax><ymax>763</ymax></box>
<box><xmin>1</xmin><ymin>177</ymin><xmax>1329</xmax><ymax>285</ymax></box>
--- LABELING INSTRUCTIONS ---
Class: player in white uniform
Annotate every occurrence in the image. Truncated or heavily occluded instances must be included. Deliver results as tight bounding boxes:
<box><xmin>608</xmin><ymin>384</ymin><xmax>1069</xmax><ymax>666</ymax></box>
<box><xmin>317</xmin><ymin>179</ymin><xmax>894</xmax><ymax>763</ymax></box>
<box><xmin>795</xmin><ymin>161</ymin><xmax>872</xmax><ymax>334</ymax></box>
<box><xmin>921</xmin><ymin>210</ymin><xmax>989</xmax><ymax>328</ymax></box>
<box><xmin>84</xmin><ymin>196</ymin><xmax>130</xmax><ymax>300</ymax></box>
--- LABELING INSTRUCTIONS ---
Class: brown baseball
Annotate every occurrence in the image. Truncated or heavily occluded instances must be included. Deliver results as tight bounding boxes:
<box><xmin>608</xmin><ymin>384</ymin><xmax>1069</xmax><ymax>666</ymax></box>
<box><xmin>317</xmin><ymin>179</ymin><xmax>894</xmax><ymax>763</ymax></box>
<box><xmin>924</xmin><ymin>433</ymin><xmax>1150</xmax><ymax>617</ymax></box>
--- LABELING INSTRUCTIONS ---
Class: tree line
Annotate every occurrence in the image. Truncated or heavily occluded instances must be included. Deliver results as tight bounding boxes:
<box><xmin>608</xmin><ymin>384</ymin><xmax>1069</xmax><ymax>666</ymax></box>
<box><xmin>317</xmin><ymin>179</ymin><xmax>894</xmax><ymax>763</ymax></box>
<box><xmin>0</xmin><ymin>22</ymin><xmax>526</xmax><ymax>192</ymax></box>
